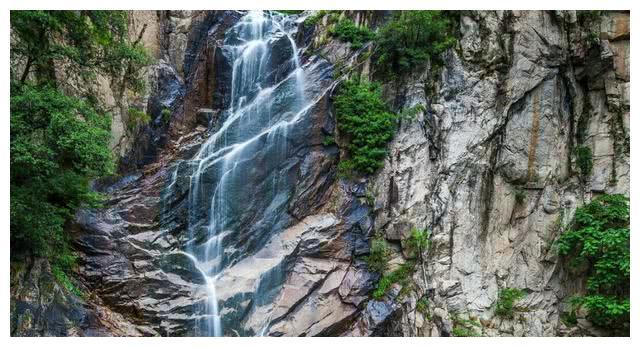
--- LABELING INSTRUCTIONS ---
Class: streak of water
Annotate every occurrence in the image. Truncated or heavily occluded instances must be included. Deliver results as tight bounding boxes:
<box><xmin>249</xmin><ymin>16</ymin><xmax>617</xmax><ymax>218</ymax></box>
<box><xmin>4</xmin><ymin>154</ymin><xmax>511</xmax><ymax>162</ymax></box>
<box><xmin>182</xmin><ymin>10</ymin><xmax>308</xmax><ymax>336</ymax></box>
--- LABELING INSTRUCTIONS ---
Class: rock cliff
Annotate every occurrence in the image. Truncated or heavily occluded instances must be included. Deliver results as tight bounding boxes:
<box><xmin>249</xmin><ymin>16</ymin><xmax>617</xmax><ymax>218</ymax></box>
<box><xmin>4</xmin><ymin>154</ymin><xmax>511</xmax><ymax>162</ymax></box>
<box><xmin>10</xmin><ymin>10</ymin><xmax>630</xmax><ymax>337</ymax></box>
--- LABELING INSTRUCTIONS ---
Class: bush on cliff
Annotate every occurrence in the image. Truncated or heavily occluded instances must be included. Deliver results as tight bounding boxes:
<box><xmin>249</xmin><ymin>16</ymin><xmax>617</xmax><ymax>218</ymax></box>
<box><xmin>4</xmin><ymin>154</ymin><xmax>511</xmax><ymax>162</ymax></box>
<box><xmin>375</xmin><ymin>10</ymin><xmax>456</xmax><ymax>77</ymax></box>
<box><xmin>557</xmin><ymin>194</ymin><xmax>630</xmax><ymax>334</ymax></box>
<box><xmin>329</xmin><ymin>18</ymin><xmax>375</xmax><ymax>49</ymax></box>
<box><xmin>334</xmin><ymin>78</ymin><xmax>397</xmax><ymax>175</ymax></box>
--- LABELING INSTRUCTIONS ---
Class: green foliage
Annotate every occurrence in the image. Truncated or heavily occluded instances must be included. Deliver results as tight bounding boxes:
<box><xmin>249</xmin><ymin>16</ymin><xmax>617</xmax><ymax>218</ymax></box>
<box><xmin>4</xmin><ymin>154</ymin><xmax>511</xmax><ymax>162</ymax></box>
<box><xmin>495</xmin><ymin>288</ymin><xmax>525</xmax><ymax>318</ymax></box>
<box><xmin>561</xmin><ymin>306</ymin><xmax>578</xmax><ymax>326</ymax></box>
<box><xmin>557</xmin><ymin>194</ymin><xmax>630</xmax><ymax>332</ymax></box>
<box><xmin>575</xmin><ymin>145</ymin><xmax>593</xmax><ymax>179</ymax></box>
<box><xmin>375</xmin><ymin>11</ymin><xmax>456</xmax><ymax>77</ymax></box>
<box><xmin>322</xmin><ymin>135</ymin><xmax>336</xmax><ymax>146</ymax></box>
<box><xmin>404</xmin><ymin>228</ymin><xmax>431</xmax><ymax>259</ymax></box>
<box><xmin>127</xmin><ymin>107</ymin><xmax>151</xmax><ymax>132</ymax></box>
<box><xmin>334</xmin><ymin>79</ymin><xmax>397</xmax><ymax>175</ymax></box>
<box><xmin>514</xmin><ymin>188</ymin><xmax>527</xmax><ymax>204</ymax></box>
<box><xmin>364</xmin><ymin>234</ymin><xmax>391</xmax><ymax>273</ymax></box>
<box><xmin>372</xmin><ymin>262</ymin><xmax>415</xmax><ymax>299</ymax></box>
<box><xmin>276</xmin><ymin>10</ymin><xmax>304</xmax><ymax>15</ymax></box>
<box><xmin>161</xmin><ymin>107</ymin><xmax>172</xmax><ymax>125</ymax></box>
<box><xmin>416</xmin><ymin>296</ymin><xmax>429</xmax><ymax>315</ymax></box>
<box><xmin>10</xmin><ymin>11</ymin><xmax>149</xmax><ymax>271</ymax></box>
<box><xmin>304</xmin><ymin>10</ymin><xmax>340</xmax><ymax>27</ymax></box>
<box><xmin>452</xmin><ymin>327</ymin><xmax>479</xmax><ymax>337</ymax></box>
<box><xmin>398</xmin><ymin>104</ymin><xmax>426</xmax><ymax>120</ymax></box>
<box><xmin>10</xmin><ymin>11</ymin><xmax>151</xmax><ymax>93</ymax></box>
<box><xmin>329</xmin><ymin>19</ymin><xmax>375</xmax><ymax>49</ymax></box>
<box><xmin>51</xmin><ymin>265</ymin><xmax>84</xmax><ymax>297</ymax></box>
<box><xmin>451</xmin><ymin>315</ymin><xmax>481</xmax><ymax>337</ymax></box>
<box><xmin>10</xmin><ymin>83</ymin><xmax>113</xmax><ymax>266</ymax></box>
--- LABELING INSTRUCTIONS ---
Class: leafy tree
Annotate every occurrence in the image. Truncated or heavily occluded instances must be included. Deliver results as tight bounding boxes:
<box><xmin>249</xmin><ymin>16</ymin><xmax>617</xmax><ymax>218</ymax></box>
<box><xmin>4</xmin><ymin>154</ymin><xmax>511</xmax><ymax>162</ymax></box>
<box><xmin>10</xmin><ymin>11</ymin><xmax>150</xmax><ymax>274</ymax></box>
<box><xmin>375</xmin><ymin>10</ymin><xmax>456</xmax><ymax>77</ymax></box>
<box><xmin>10</xmin><ymin>83</ymin><xmax>113</xmax><ymax>267</ymax></box>
<box><xmin>10</xmin><ymin>10</ymin><xmax>150</xmax><ymax>94</ymax></box>
<box><xmin>557</xmin><ymin>194</ymin><xmax>630</xmax><ymax>333</ymax></box>
<box><xmin>334</xmin><ymin>78</ymin><xmax>397</xmax><ymax>175</ymax></box>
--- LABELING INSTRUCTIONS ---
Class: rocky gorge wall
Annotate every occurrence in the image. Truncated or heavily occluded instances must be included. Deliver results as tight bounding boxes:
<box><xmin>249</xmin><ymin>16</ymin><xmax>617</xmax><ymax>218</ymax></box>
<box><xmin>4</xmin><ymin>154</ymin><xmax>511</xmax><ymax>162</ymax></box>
<box><xmin>10</xmin><ymin>10</ymin><xmax>630</xmax><ymax>337</ymax></box>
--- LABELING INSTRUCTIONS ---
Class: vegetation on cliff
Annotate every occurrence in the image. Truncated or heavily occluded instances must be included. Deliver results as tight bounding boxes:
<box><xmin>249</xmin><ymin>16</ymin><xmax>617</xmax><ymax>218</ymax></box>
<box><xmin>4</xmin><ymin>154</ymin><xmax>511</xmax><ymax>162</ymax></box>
<box><xmin>10</xmin><ymin>11</ymin><xmax>150</xmax><ymax>275</ymax></box>
<box><xmin>557</xmin><ymin>194</ymin><xmax>630</xmax><ymax>333</ymax></box>
<box><xmin>375</xmin><ymin>10</ymin><xmax>456</xmax><ymax>77</ymax></box>
<box><xmin>334</xmin><ymin>78</ymin><xmax>397</xmax><ymax>175</ymax></box>
<box><xmin>329</xmin><ymin>18</ymin><xmax>375</xmax><ymax>49</ymax></box>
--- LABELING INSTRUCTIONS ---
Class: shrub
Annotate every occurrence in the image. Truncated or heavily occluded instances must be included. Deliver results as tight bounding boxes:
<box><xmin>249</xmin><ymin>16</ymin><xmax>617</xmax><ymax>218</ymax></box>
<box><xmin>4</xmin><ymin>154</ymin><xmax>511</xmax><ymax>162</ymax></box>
<box><xmin>451</xmin><ymin>315</ymin><xmax>481</xmax><ymax>337</ymax></box>
<box><xmin>372</xmin><ymin>262</ymin><xmax>415</xmax><ymax>299</ymax></box>
<box><xmin>334</xmin><ymin>79</ymin><xmax>397</xmax><ymax>175</ymax></box>
<box><xmin>404</xmin><ymin>228</ymin><xmax>430</xmax><ymax>258</ymax></box>
<box><xmin>51</xmin><ymin>265</ymin><xmax>84</xmax><ymax>297</ymax></box>
<box><xmin>375</xmin><ymin>11</ymin><xmax>456</xmax><ymax>77</ymax></box>
<box><xmin>364</xmin><ymin>234</ymin><xmax>390</xmax><ymax>273</ymax></box>
<box><xmin>452</xmin><ymin>326</ymin><xmax>478</xmax><ymax>337</ymax></box>
<box><xmin>10</xmin><ymin>84</ymin><xmax>113</xmax><ymax>268</ymax></box>
<box><xmin>575</xmin><ymin>145</ymin><xmax>593</xmax><ymax>179</ymax></box>
<box><xmin>495</xmin><ymin>288</ymin><xmax>525</xmax><ymax>318</ymax></box>
<box><xmin>416</xmin><ymin>296</ymin><xmax>429</xmax><ymax>315</ymax></box>
<box><xmin>557</xmin><ymin>194</ymin><xmax>629</xmax><ymax>333</ymax></box>
<box><xmin>322</xmin><ymin>135</ymin><xmax>336</xmax><ymax>146</ymax></box>
<box><xmin>329</xmin><ymin>18</ymin><xmax>375</xmax><ymax>49</ymax></box>
<box><xmin>127</xmin><ymin>107</ymin><xmax>151</xmax><ymax>132</ymax></box>
<box><xmin>10</xmin><ymin>11</ymin><xmax>149</xmax><ymax>278</ymax></box>
<box><xmin>161</xmin><ymin>107</ymin><xmax>172</xmax><ymax>124</ymax></box>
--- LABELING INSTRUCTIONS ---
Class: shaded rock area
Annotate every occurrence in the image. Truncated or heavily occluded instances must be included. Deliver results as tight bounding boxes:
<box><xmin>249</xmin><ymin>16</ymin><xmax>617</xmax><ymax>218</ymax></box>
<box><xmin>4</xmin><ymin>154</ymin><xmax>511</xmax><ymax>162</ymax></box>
<box><xmin>10</xmin><ymin>10</ymin><xmax>630</xmax><ymax>337</ymax></box>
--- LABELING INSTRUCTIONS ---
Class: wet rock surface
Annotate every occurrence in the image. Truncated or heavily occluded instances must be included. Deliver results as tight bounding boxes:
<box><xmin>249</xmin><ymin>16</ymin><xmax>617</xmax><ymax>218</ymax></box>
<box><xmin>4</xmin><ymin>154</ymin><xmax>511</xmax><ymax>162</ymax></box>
<box><xmin>10</xmin><ymin>10</ymin><xmax>630</xmax><ymax>337</ymax></box>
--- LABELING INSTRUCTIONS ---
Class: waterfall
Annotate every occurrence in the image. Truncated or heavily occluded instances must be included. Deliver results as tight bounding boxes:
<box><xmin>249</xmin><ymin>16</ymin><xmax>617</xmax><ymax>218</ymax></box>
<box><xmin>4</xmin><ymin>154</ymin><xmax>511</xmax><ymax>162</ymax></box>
<box><xmin>178</xmin><ymin>10</ymin><xmax>311</xmax><ymax>336</ymax></box>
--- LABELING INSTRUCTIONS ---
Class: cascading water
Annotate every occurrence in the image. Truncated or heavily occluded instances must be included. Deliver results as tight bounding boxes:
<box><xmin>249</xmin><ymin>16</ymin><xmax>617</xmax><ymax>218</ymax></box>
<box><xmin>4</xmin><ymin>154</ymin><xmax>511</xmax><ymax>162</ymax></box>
<box><xmin>167</xmin><ymin>10</ymin><xmax>329</xmax><ymax>336</ymax></box>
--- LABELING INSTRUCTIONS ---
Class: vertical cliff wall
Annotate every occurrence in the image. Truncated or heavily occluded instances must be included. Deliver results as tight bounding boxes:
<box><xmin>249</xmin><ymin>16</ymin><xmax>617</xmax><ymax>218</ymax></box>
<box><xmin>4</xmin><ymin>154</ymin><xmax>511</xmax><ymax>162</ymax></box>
<box><xmin>10</xmin><ymin>10</ymin><xmax>630</xmax><ymax>337</ymax></box>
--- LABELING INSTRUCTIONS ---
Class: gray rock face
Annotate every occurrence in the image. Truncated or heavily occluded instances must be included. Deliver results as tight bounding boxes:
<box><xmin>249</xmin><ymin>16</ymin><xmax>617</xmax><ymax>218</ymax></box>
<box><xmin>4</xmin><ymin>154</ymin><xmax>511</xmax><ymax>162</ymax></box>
<box><xmin>10</xmin><ymin>10</ymin><xmax>629</xmax><ymax>337</ymax></box>
<box><xmin>369</xmin><ymin>10</ymin><xmax>630</xmax><ymax>337</ymax></box>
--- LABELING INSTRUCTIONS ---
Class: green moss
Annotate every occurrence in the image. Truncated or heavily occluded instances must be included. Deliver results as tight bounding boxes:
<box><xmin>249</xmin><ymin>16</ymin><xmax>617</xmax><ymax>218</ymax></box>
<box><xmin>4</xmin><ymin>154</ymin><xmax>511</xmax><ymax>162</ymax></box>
<box><xmin>304</xmin><ymin>10</ymin><xmax>341</xmax><ymax>28</ymax></box>
<box><xmin>403</xmin><ymin>228</ymin><xmax>430</xmax><ymax>259</ymax></box>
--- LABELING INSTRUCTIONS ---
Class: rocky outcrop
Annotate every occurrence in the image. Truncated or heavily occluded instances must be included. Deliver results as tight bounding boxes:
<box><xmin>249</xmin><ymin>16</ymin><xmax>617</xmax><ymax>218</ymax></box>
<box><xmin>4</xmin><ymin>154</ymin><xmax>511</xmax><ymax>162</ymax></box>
<box><xmin>366</xmin><ymin>10</ymin><xmax>630</xmax><ymax>337</ymax></box>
